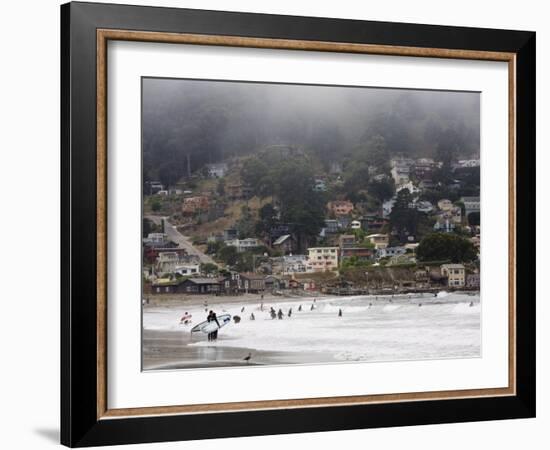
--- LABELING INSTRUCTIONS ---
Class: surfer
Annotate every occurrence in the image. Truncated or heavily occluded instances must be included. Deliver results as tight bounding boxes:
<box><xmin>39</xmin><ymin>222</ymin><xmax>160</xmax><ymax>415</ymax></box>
<box><xmin>288</xmin><ymin>308</ymin><xmax>292</xmax><ymax>318</ymax></box>
<box><xmin>180</xmin><ymin>312</ymin><xmax>192</xmax><ymax>325</ymax></box>
<box><xmin>207</xmin><ymin>310</ymin><xmax>220</xmax><ymax>341</ymax></box>
<box><xmin>277</xmin><ymin>309</ymin><xmax>283</xmax><ymax>320</ymax></box>
<box><xmin>270</xmin><ymin>308</ymin><xmax>276</xmax><ymax>320</ymax></box>
<box><xmin>469</xmin><ymin>301</ymin><xmax>474</xmax><ymax>307</ymax></box>
<box><xmin>250</xmin><ymin>313</ymin><xmax>255</xmax><ymax>320</ymax></box>
<box><xmin>310</xmin><ymin>303</ymin><xmax>315</xmax><ymax>311</ymax></box>
<box><xmin>338</xmin><ymin>308</ymin><xmax>342</xmax><ymax>317</ymax></box>
<box><xmin>298</xmin><ymin>305</ymin><xmax>302</xmax><ymax>312</ymax></box>
<box><xmin>241</xmin><ymin>306</ymin><xmax>245</xmax><ymax>313</ymax></box>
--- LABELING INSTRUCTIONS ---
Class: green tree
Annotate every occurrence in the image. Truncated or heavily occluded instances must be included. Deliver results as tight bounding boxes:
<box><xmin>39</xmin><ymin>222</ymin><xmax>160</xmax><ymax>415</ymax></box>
<box><xmin>142</xmin><ymin>218</ymin><xmax>155</xmax><ymax>237</ymax></box>
<box><xmin>467</xmin><ymin>211</ymin><xmax>480</xmax><ymax>226</ymax></box>
<box><xmin>389</xmin><ymin>189</ymin><xmax>432</xmax><ymax>243</ymax></box>
<box><xmin>236</xmin><ymin>206</ymin><xmax>255</xmax><ymax>238</ymax></box>
<box><xmin>417</xmin><ymin>232</ymin><xmax>477</xmax><ymax>263</ymax></box>
<box><xmin>151</xmin><ymin>200</ymin><xmax>161</xmax><ymax>212</ymax></box>
<box><xmin>255</xmin><ymin>203</ymin><xmax>278</xmax><ymax>238</ymax></box>
<box><xmin>368</xmin><ymin>177</ymin><xmax>395</xmax><ymax>204</ymax></box>
<box><xmin>243</xmin><ymin>155</ymin><xmax>325</xmax><ymax>252</ymax></box>
<box><xmin>217</xmin><ymin>245</ymin><xmax>239</xmax><ymax>266</ymax></box>
<box><xmin>200</xmin><ymin>263</ymin><xmax>219</xmax><ymax>275</ymax></box>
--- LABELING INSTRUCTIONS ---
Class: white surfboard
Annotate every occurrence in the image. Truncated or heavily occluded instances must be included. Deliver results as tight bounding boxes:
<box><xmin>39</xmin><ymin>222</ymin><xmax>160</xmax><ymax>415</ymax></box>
<box><xmin>191</xmin><ymin>314</ymin><xmax>232</xmax><ymax>334</ymax></box>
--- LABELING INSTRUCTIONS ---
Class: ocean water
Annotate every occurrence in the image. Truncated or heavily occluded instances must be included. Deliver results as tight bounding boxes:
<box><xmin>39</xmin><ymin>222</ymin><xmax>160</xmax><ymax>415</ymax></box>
<box><xmin>143</xmin><ymin>292</ymin><xmax>480</xmax><ymax>364</ymax></box>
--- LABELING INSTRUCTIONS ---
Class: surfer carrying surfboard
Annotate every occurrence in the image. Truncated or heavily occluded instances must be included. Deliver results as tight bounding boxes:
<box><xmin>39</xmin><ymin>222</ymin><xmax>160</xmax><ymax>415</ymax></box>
<box><xmin>207</xmin><ymin>310</ymin><xmax>221</xmax><ymax>341</ymax></box>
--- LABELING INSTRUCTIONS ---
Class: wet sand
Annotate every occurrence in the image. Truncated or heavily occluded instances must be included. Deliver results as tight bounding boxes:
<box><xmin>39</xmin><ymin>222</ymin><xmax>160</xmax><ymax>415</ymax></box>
<box><xmin>143</xmin><ymin>328</ymin><xmax>338</xmax><ymax>370</ymax></box>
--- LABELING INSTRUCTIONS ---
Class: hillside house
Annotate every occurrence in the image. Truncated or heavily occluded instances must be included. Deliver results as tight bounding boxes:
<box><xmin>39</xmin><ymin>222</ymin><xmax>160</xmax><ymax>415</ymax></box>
<box><xmin>272</xmin><ymin>234</ymin><xmax>296</xmax><ymax>255</ymax></box>
<box><xmin>341</xmin><ymin>247</ymin><xmax>374</xmax><ymax>262</ymax></box>
<box><xmin>205</xmin><ymin>163</ymin><xmax>228</xmax><ymax>178</ymax></box>
<box><xmin>466</xmin><ymin>273</ymin><xmax>480</xmax><ymax>288</ymax></box>
<box><xmin>306</xmin><ymin>247</ymin><xmax>339</xmax><ymax>273</ymax></box>
<box><xmin>327</xmin><ymin>200</ymin><xmax>354</xmax><ymax>216</ymax></box>
<box><xmin>270</xmin><ymin>255</ymin><xmax>307</xmax><ymax>275</ymax></box>
<box><xmin>366</xmin><ymin>234</ymin><xmax>389</xmax><ymax>250</ymax></box>
<box><xmin>460</xmin><ymin>196</ymin><xmax>481</xmax><ymax>216</ymax></box>
<box><xmin>239</xmin><ymin>273</ymin><xmax>266</xmax><ymax>293</ymax></box>
<box><xmin>181</xmin><ymin>196</ymin><xmax>209</xmax><ymax>214</ymax></box>
<box><xmin>225</xmin><ymin>238</ymin><xmax>261</xmax><ymax>252</ymax></box>
<box><xmin>377</xmin><ymin>246</ymin><xmax>407</xmax><ymax>259</ymax></box>
<box><xmin>441</xmin><ymin>264</ymin><xmax>466</xmax><ymax>287</ymax></box>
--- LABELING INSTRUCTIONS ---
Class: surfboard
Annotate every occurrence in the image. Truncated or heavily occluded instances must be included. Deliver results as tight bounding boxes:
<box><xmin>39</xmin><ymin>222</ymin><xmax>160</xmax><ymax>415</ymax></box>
<box><xmin>191</xmin><ymin>314</ymin><xmax>232</xmax><ymax>334</ymax></box>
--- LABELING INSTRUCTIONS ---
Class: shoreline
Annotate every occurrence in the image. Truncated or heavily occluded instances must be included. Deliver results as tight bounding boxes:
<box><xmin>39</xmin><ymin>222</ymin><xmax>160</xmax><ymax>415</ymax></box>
<box><xmin>143</xmin><ymin>290</ymin><xmax>480</xmax><ymax>308</ymax></box>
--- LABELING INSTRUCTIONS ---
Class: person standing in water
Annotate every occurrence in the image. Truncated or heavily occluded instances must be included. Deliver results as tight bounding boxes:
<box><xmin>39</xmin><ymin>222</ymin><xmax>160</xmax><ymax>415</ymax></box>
<box><xmin>207</xmin><ymin>310</ymin><xmax>220</xmax><ymax>341</ymax></box>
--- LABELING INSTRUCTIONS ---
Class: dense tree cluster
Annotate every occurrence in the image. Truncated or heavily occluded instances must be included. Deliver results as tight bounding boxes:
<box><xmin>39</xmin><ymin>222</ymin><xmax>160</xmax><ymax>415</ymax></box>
<box><xmin>417</xmin><ymin>233</ymin><xmax>477</xmax><ymax>263</ymax></box>
<box><xmin>242</xmin><ymin>153</ymin><xmax>326</xmax><ymax>252</ymax></box>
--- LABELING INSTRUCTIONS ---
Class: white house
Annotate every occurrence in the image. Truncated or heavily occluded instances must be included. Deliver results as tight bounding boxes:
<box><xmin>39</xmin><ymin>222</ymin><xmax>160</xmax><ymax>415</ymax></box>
<box><xmin>173</xmin><ymin>264</ymin><xmax>200</xmax><ymax>276</ymax></box>
<box><xmin>143</xmin><ymin>233</ymin><xmax>167</xmax><ymax>244</ymax></box>
<box><xmin>271</xmin><ymin>255</ymin><xmax>308</xmax><ymax>275</ymax></box>
<box><xmin>225</xmin><ymin>238</ymin><xmax>261</xmax><ymax>252</ymax></box>
<box><xmin>460</xmin><ymin>196</ymin><xmax>481</xmax><ymax>216</ymax></box>
<box><xmin>205</xmin><ymin>163</ymin><xmax>228</xmax><ymax>178</ymax></box>
<box><xmin>376</xmin><ymin>246</ymin><xmax>407</xmax><ymax>259</ymax></box>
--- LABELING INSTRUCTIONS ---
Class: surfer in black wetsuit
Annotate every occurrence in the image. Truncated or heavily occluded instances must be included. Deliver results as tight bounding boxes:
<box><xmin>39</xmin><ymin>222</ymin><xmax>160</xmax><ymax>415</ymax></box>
<box><xmin>277</xmin><ymin>309</ymin><xmax>283</xmax><ymax>320</ymax></box>
<box><xmin>207</xmin><ymin>310</ymin><xmax>220</xmax><ymax>341</ymax></box>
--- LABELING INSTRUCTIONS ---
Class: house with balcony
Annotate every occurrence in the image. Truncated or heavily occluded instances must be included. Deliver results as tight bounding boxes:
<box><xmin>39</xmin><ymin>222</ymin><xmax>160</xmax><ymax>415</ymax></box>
<box><xmin>366</xmin><ymin>233</ymin><xmax>389</xmax><ymax>250</ymax></box>
<box><xmin>225</xmin><ymin>238</ymin><xmax>261</xmax><ymax>252</ymax></box>
<box><xmin>441</xmin><ymin>264</ymin><xmax>466</xmax><ymax>287</ymax></box>
<box><xmin>327</xmin><ymin>200</ymin><xmax>354</xmax><ymax>216</ymax></box>
<box><xmin>306</xmin><ymin>247</ymin><xmax>339</xmax><ymax>273</ymax></box>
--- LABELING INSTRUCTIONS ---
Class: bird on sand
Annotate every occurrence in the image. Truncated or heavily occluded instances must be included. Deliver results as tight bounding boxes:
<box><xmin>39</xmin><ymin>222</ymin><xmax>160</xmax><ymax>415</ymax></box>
<box><xmin>243</xmin><ymin>352</ymin><xmax>252</xmax><ymax>364</ymax></box>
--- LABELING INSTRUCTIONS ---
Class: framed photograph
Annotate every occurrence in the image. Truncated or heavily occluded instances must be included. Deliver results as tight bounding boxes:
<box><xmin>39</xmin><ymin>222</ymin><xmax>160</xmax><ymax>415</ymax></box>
<box><xmin>61</xmin><ymin>2</ymin><xmax>536</xmax><ymax>447</ymax></box>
